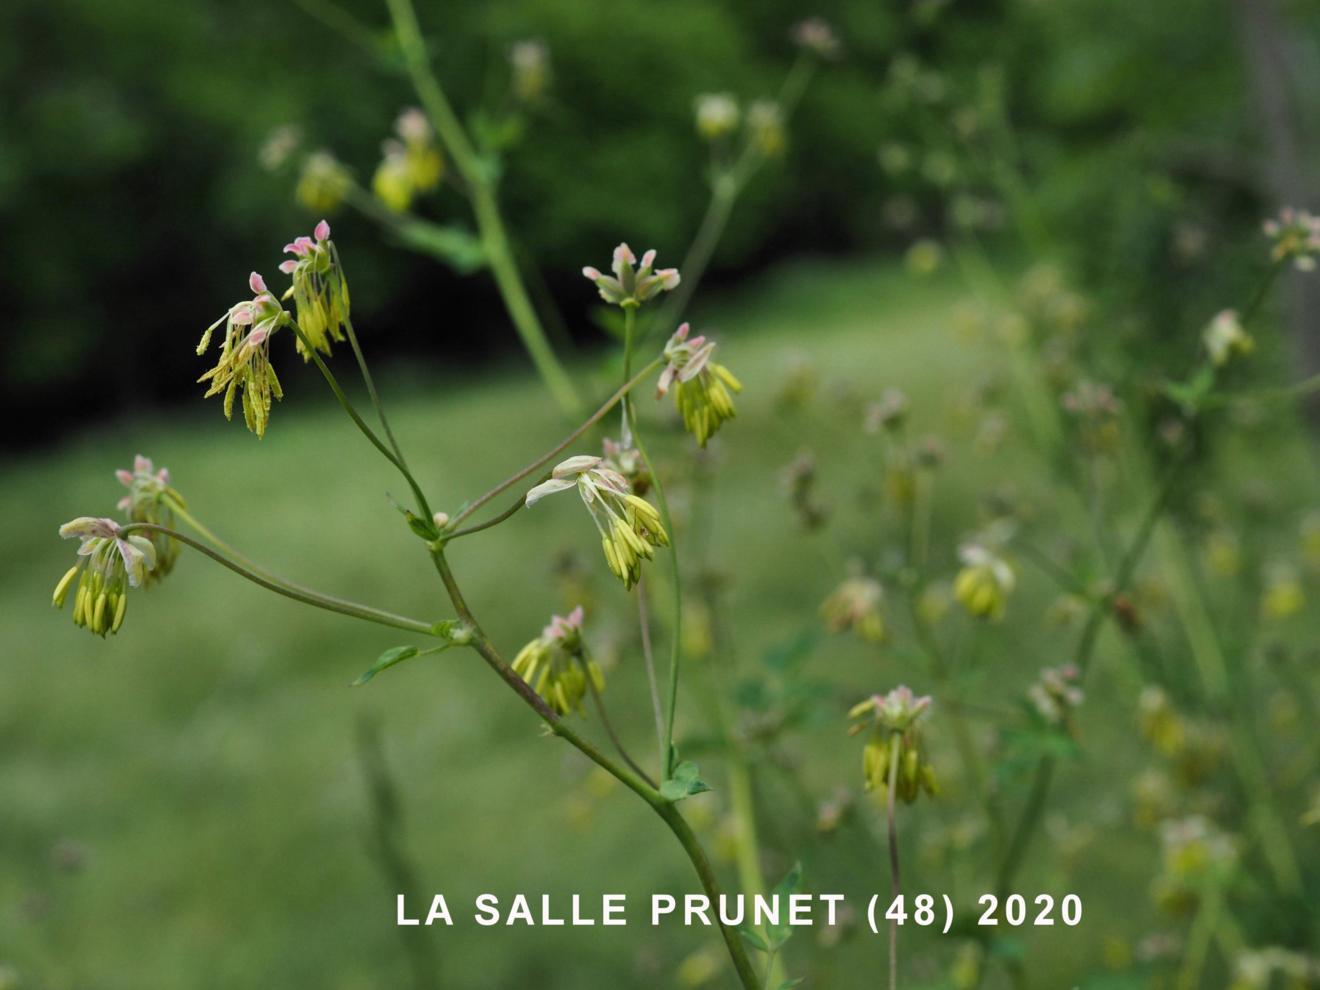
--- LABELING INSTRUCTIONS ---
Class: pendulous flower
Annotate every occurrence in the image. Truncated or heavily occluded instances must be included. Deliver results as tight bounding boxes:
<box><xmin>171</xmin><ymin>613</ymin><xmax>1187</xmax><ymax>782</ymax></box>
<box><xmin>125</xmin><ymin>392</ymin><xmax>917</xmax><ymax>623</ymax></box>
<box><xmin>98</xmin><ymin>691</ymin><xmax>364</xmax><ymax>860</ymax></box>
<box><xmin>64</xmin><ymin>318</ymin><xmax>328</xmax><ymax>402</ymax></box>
<box><xmin>525</xmin><ymin>455</ymin><xmax>669</xmax><ymax>590</ymax></box>
<box><xmin>746</xmin><ymin>100</ymin><xmax>786</xmax><ymax>157</ymax></box>
<box><xmin>1202</xmin><ymin>309</ymin><xmax>1253</xmax><ymax>367</ymax></box>
<box><xmin>791</xmin><ymin>17</ymin><xmax>841</xmax><ymax>59</ymax></box>
<box><xmin>509</xmin><ymin>40</ymin><xmax>551</xmax><ymax>103</ymax></box>
<box><xmin>1027</xmin><ymin>664</ymin><xmax>1084</xmax><ymax>728</ymax></box>
<box><xmin>821</xmin><ymin>575</ymin><xmax>885</xmax><ymax>642</ymax></box>
<box><xmin>694</xmin><ymin>93</ymin><xmax>740</xmax><ymax>141</ymax></box>
<box><xmin>656</xmin><ymin>323</ymin><xmax>743</xmax><ymax>448</ymax></box>
<box><xmin>953</xmin><ymin>543</ymin><xmax>1015</xmax><ymax>620</ymax></box>
<box><xmin>197</xmin><ymin>272</ymin><xmax>289</xmax><ymax>438</ymax></box>
<box><xmin>848</xmin><ymin>686</ymin><xmax>937</xmax><ymax>802</ymax></box>
<box><xmin>279</xmin><ymin>220</ymin><xmax>350</xmax><ymax>359</ymax></box>
<box><xmin>53</xmin><ymin>517</ymin><xmax>158</xmax><ymax>636</ymax></box>
<box><xmin>1262</xmin><ymin>207</ymin><xmax>1320</xmax><ymax>271</ymax></box>
<box><xmin>115</xmin><ymin>454</ymin><xmax>182</xmax><ymax>582</ymax></box>
<box><xmin>295</xmin><ymin>151</ymin><xmax>350</xmax><ymax>214</ymax></box>
<box><xmin>582</xmin><ymin>243</ymin><xmax>680</xmax><ymax>308</ymax></box>
<box><xmin>511</xmin><ymin>606</ymin><xmax>605</xmax><ymax>716</ymax></box>
<box><xmin>372</xmin><ymin>109</ymin><xmax>444</xmax><ymax>214</ymax></box>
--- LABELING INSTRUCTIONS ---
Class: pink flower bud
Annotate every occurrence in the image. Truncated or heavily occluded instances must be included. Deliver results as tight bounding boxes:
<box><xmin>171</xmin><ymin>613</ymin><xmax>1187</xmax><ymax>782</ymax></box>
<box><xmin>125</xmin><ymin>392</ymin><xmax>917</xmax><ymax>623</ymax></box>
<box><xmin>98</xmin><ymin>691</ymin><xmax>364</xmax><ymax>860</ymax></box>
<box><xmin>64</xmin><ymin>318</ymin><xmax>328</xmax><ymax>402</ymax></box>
<box><xmin>116</xmin><ymin>469</ymin><xmax>134</xmax><ymax>486</ymax></box>
<box><xmin>314</xmin><ymin>219</ymin><xmax>331</xmax><ymax>241</ymax></box>
<box><xmin>279</xmin><ymin>260</ymin><xmax>297</xmax><ymax>274</ymax></box>
<box><xmin>249</xmin><ymin>272</ymin><xmax>267</xmax><ymax>294</ymax></box>
<box><xmin>582</xmin><ymin>266</ymin><xmax>601</xmax><ymax>280</ymax></box>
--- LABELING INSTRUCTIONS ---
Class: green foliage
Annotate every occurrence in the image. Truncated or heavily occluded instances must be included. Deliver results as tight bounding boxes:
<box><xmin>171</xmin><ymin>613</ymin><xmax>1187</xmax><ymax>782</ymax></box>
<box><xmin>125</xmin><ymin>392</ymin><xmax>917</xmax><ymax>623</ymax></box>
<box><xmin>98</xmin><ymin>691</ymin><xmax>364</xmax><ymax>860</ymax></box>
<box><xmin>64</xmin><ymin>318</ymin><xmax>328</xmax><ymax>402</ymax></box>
<box><xmin>659</xmin><ymin>760</ymin><xmax>710</xmax><ymax>803</ymax></box>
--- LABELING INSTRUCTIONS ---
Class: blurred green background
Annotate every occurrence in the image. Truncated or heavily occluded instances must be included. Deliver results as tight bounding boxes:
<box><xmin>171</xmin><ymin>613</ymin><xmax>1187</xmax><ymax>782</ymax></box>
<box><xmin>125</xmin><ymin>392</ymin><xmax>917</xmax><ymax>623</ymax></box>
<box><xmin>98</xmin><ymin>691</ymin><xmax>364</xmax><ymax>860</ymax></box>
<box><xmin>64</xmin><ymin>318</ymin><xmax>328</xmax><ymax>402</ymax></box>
<box><xmin>4</xmin><ymin>0</ymin><xmax>1319</xmax><ymax>444</ymax></box>
<box><xmin>3</xmin><ymin>0</ymin><xmax>1320</xmax><ymax>988</ymax></box>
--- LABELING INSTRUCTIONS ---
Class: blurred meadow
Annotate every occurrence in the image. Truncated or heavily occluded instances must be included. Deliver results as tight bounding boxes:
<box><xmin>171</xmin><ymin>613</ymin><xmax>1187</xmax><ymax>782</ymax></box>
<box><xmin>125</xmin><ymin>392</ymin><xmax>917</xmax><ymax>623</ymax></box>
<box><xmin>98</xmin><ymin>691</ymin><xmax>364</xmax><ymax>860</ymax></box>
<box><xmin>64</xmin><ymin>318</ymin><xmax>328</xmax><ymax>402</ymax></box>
<box><xmin>4</xmin><ymin>1</ymin><xmax>1320</xmax><ymax>989</ymax></box>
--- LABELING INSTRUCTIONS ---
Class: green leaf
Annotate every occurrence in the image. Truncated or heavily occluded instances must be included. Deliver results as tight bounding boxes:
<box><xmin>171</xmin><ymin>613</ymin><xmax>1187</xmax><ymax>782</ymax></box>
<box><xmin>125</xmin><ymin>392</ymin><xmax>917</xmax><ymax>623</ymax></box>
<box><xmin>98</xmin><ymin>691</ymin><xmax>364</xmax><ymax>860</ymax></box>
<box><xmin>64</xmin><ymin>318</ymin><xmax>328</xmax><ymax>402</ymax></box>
<box><xmin>352</xmin><ymin>646</ymin><xmax>419</xmax><ymax>686</ymax></box>
<box><xmin>765</xmin><ymin>861</ymin><xmax>804</xmax><ymax>947</ymax></box>
<box><xmin>659</xmin><ymin>760</ymin><xmax>711</xmax><ymax>802</ymax></box>
<box><xmin>738</xmin><ymin>928</ymin><xmax>769</xmax><ymax>953</ymax></box>
<box><xmin>390</xmin><ymin>218</ymin><xmax>486</xmax><ymax>274</ymax></box>
<box><xmin>776</xmin><ymin>979</ymin><xmax>805</xmax><ymax>990</ymax></box>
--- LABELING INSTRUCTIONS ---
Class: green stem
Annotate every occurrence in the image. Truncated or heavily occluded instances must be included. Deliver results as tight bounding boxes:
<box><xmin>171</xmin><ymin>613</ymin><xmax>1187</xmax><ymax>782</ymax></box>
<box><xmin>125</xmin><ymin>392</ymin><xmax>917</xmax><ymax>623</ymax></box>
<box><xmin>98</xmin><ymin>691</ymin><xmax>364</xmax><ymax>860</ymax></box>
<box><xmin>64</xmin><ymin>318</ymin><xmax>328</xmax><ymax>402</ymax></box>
<box><xmin>885</xmin><ymin>732</ymin><xmax>902</xmax><ymax>990</ymax></box>
<box><xmin>636</xmin><ymin>575</ymin><xmax>669</xmax><ymax>773</ymax></box>
<box><xmin>622</xmin><ymin>306</ymin><xmax>685</xmax><ymax>780</ymax></box>
<box><xmin>445</xmin><ymin>488</ymin><xmax>533</xmax><ymax>540</ymax></box>
<box><xmin>449</xmin><ymin>357</ymin><xmax>663</xmax><ymax>528</ymax></box>
<box><xmin>429</xmin><ymin>548</ymin><xmax>758</xmax><ymax>989</ymax></box>
<box><xmin>994</xmin><ymin>757</ymin><xmax>1054</xmax><ymax>901</ymax></box>
<box><xmin>288</xmin><ymin>319</ymin><xmax>433</xmax><ymax>516</ymax></box>
<box><xmin>383</xmin><ymin>0</ymin><xmax>580</xmax><ymax>415</ymax></box>
<box><xmin>1175</xmin><ymin>883</ymin><xmax>1221</xmax><ymax>990</ymax></box>
<box><xmin>124</xmin><ymin>523</ymin><xmax>437</xmax><ymax>636</ymax></box>
<box><xmin>582</xmin><ymin>648</ymin><xmax>657</xmax><ymax>789</ymax></box>
<box><xmin>341</xmin><ymin>310</ymin><xmax>431</xmax><ymax>518</ymax></box>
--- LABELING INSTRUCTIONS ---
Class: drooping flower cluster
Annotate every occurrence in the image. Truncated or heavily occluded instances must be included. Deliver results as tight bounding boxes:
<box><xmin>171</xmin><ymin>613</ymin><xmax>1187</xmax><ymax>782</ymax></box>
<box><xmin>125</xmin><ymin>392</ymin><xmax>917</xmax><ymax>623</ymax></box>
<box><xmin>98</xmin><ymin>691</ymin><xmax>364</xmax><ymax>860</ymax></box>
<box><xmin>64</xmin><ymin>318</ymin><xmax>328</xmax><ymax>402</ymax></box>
<box><xmin>279</xmin><ymin>220</ymin><xmax>350</xmax><ymax>359</ymax></box>
<box><xmin>746</xmin><ymin>101</ymin><xmax>786</xmax><ymax>157</ymax></box>
<box><xmin>525</xmin><ymin>455</ymin><xmax>669</xmax><ymax>590</ymax></box>
<box><xmin>373</xmin><ymin>108</ymin><xmax>444</xmax><ymax>213</ymax></box>
<box><xmin>694</xmin><ymin>93</ymin><xmax>740</xmax><ymax>141</ymax></box>
<box><xmin>295</xmin><ymin>151</ymin><xmax>350</xmax><ymax>215</ymax></box>
<box><xmin>791</xmin><ymin>17</ymin><xmax>841</xmax><ymax>59</ymax></box>
<box><xmin>115</xmin><ymin>455</ymin><xmax>182</xmax><ymax>583</ymax></box>
<box><xmin>582</xmin><ymin>244</ymin><xmax>680</xmax><ymax>308</ymax></box>
<box><xmin>600</xmin><ymin>436</ymin><xmax>649</xmax><ymax>494</ymax></box>
<box><xmin>953</xmin><ymin>543</ymin><xmax>1015</xmax><ymax>620</ymax></box>
<box><xmin>509</xmin><ymin>40</ymin><xmax>551</xmax><ymax>103</ymax></box>
<box><xmin>1202</xmin><ymin>309</ymin><xmax>1253</xmax><ymax>367</ymax></box>
<box><xmin>848</xmin><ymin>686</ymin><xmax>938</xmax><ymax>802</ymax></box>
<box><xmin>1262</xmin><ymin>207</ymin><xmax>1320</xmax><ymax>271</ymax></box>
<box><xmin>511</xmin><ymin>606</ymin><xmax>605</xmax><ymax>716</ymax></box>
<box><xmin>197</xmin><ymin>273</ymin><xmax>289</xmax><ymax>437</ymax></box>
<box><xmin>821</xmin><ymin>575</ymin><xmax>885</xmax><ymax>642</ymax></box>
<box><xmin>657</xmin><ymin>323</ymin><xmax>744</xmax><ymax>447</ymax></box>
<box><xmin>53</xmin><ymin>517</ymin><xmax>158</xmax><ymax>636</ymax></box>
<box><xmin>1027</xmin><ymin>663</ymin><xmax>1084</xmax><ymax>728</ymax></box>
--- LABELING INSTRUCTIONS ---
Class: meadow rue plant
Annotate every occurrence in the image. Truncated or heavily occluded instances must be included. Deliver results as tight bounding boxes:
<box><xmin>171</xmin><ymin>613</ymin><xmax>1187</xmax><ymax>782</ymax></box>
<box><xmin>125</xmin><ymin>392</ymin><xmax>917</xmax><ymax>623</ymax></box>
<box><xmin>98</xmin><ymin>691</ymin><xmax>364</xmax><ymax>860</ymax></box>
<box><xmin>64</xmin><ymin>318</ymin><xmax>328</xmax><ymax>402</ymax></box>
<box><xmin>791</xmin><ymin>16</ymin><xmax>842</xmax><ymax>60</ymax></box>
<box><xmin>115</xmin><ymin>455</ymin><xmax>182</xmax><ymax>582</ymax></box>
<box><xmin>525</xmin><ymin>455</ymin><xmax>669</xmax><ymax>591</ymax></box>
<box><xmin>820</xmin><ymin>575</ymin><xmax>886</xmax><ymax>642</ymax></box>
<box><xmin>372</xmin><ymin>108</ymin><xmax>444</xmax><ymax>213</ymax></box>
<box><xmin>280</xmin><ymin>220</ymin><xmax>350</xmax><ymax>359</ymax></box>
<box><xmin>1202</xmin><ymin>309</ymin><xmax>1253</xmax><ymax>367</ymax></box>
<box><xmin>582</xmin><ymin>243</ymin><xmax>681</xmax><ymax>308</ymax></box>
<box><xmin>511</xmin><ymin>606</ymin><xmax>605</xmax><ymax>716</ymax></box>
<box><xmin>1027</xmin><ymin>663</ymin><xmax>1084</xmax><ymax>729</ymax></box>
<box><xmin>953</xmin><ymin>542</ymin><xmax>1015</xmax><ymax>620</ymax></box>
<box><xmin>849</xmin><ymin>686</ymin><xmax>938</xmax><ymax>801</ymax></box>
<box><xmin>295</xmin><ymin>150</ymin><xmax>350</xmax><ymax>214</ymax></box>
<box><xmin>694</xmin><ymin>93</ymin><xmax>740</xmax><ymax>141</ymax></box>
<box><xmin>1262</xmin><ymin>206</ymin><xmax>1320</xmax><ymax>270</ymax></box>
<box><xmin>508</xmin><ymin>39</ymin><xmax>550</xmax><ymax>103</ymax></box>
<box><xmin>45</xmin><ymin>0</ymin><xmax>1320</xmax><ymax>977</ymax></box>
<box><xmin>657</xmin><ymin>323</ymin><xmax>744</xmax><ymax>447</ymax></box>
<box><xmin>196</xmin><ymin>272</ymin><xmax>289</xmax><ymax>437</ymax></box>
<box><xmin>53</xmin><ymin>517</ymin><xmax>157</xmax><ymax>636</ymax></box>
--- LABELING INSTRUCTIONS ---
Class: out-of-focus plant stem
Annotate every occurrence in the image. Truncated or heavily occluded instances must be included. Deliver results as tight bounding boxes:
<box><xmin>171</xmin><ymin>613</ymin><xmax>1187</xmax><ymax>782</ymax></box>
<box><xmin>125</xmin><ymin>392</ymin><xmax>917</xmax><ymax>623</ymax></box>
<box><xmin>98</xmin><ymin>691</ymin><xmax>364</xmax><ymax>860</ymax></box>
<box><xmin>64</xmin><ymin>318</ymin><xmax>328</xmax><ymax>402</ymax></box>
<box><xmin>885</xmin><ymin>733</ymin><xmax>902</xmax><ymax>990</ymax></box>
<box><xmin>288</xmin><ymin>320</ymin><xmax>433</xmax><ymax>518</ymax></box>
<box><xmin>384</xmin><ymin>0</ymin><xmax>580</xmax><ymax>416</ymax></box>
<box><xmin>650</xmin><ymin>56</ymin><xmax>817</xmax><ymax>338</ymax></box>
<box><xmin>356</xmin><ymin>717</ymin><xmax>440</xmax><ymax>990</ymax></box>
